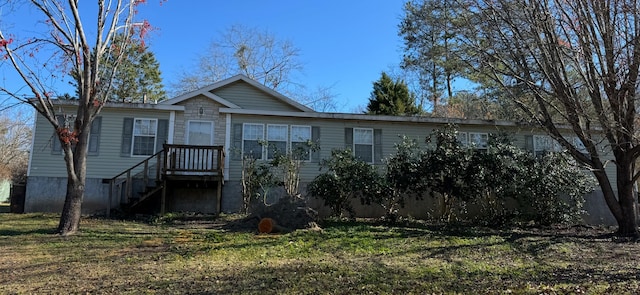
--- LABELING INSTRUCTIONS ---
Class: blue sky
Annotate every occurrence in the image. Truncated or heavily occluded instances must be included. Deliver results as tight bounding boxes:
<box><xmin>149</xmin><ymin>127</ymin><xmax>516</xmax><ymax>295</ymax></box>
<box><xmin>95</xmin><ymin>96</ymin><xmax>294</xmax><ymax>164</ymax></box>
<box><xmin>0</xmin><ymin>0</ymin><xmax>408</xmax><ymax>113</ymax></box>
<box><xmin>140</xmin><ymin>0</ymin><xmax>407</xmax><ymax>112</ymax></box>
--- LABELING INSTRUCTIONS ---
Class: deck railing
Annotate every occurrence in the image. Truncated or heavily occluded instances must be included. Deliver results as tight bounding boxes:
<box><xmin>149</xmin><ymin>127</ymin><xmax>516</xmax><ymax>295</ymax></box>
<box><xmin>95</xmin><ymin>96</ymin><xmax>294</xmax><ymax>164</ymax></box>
<box><xmin>163</xmin><ymin>144</ymin><xmax>225</xmax><ymax>176</ymax></box>
<box><xmin>106</xmin><ymin>144</ymin><xmax>225</xmax><ymax>216</ymax></box>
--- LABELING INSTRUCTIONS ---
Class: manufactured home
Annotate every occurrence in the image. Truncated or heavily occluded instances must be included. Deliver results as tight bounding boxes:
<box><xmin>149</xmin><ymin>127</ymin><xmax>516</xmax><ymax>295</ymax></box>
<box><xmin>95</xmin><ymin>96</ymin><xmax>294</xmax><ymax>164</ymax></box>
<box><xmin>25</xmin><ymin>75</ymin><xmax>617</xmax><ymax>224</ymax></box>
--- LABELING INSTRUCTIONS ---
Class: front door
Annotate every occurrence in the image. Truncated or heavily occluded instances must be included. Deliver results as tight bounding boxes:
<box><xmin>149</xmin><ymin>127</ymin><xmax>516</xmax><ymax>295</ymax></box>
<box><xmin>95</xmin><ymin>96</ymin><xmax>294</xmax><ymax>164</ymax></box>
<box><xmin>188</xmin><ymin>120</ymin><xmax>214</xmax><ymax>146</ymax></box>
<box><xmin>186</xmin><ymin>121</ymin><xmax>214</xmax><ymax>172</ymax></box>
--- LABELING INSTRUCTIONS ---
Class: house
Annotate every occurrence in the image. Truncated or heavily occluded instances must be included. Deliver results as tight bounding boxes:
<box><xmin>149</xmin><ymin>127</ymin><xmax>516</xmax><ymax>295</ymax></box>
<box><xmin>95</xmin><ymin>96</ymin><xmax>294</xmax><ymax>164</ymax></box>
<box><xmin>25</xmin><ymin>75</ymin><xmax>618</xmax><ymax>224</ymax></box>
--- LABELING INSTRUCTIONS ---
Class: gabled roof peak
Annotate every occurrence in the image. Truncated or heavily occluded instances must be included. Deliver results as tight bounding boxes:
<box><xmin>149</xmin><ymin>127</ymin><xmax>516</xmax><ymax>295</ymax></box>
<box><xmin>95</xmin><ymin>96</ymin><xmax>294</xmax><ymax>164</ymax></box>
<box><xmin>161</xmin><ymin>74</ymin><xmax>314</xmax><ymax>112</ymax></box>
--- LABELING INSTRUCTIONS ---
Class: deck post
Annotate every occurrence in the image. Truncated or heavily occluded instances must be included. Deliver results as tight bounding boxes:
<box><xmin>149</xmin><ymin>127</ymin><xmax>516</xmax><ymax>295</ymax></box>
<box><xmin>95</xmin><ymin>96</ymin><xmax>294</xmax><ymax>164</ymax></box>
<box><xmin>107</xmin><ymin>180</ymin><xmax>113</xmax><ymax>218</ymax></box>
<box><xmin>216</xmin><ymin>178</ymin><xmax>222</xmax><ymax>214</ymax></box>
<box><xmin>161</xmin><ymin>180</ymin><xmax>167</xmax><ymax>214</ymax></box>
<box><xmin>125</xmin><ymin>170</ymin><xmax>131</xmax><ymax>202</ymax></box>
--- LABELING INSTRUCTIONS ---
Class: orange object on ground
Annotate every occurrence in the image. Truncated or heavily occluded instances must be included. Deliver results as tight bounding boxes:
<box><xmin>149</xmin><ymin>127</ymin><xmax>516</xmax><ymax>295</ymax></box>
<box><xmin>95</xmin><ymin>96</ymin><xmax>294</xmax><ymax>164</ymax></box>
<box><xmin>258</xmin><ymin>218</ymin><xmax>275</xmax><ymax>233</ymax></box>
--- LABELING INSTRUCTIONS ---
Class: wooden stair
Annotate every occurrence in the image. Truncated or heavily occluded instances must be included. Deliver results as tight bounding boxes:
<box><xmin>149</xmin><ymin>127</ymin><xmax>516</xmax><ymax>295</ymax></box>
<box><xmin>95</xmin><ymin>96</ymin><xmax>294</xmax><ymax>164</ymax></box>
<box><xmin>106</xmin><ymin>144</ymin><xmax>225</xmax><ymax>216</ymax></box>
<box><xmin>125</xmin><ymin>182</ymin><xmax>165</xmax><ymax>212</ymax></box>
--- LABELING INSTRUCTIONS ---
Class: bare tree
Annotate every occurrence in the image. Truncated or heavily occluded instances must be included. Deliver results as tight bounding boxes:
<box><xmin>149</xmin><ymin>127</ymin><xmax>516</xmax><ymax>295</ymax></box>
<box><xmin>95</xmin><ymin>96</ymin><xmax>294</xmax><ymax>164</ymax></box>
<box><xmin>0</xmin><ymin>110</ymin><xmax>31</xmax><ymax>183</ymax></box>
<box><xmin>462</xmin><ymin>0</ymin><xmax>640</xmax><ymax>236</ymax></box>
<box><xmin>0</xmin><ymin>0</ymin><xmax>151</xmax><ymax>235</ymax></box>
<box><xmin>173</xmin><ymin>24</ymin><xmax>304</xmax><ymax>95</ymax></box>
<box><xmin>294</xmin><ymin>85</ymin><xmax>338</xmax><ymax>112</ymax></box>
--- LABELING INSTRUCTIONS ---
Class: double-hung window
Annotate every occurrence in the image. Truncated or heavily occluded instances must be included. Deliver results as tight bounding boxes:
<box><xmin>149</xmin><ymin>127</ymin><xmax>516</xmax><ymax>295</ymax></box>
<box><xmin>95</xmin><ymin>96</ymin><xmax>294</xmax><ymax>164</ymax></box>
<box><xmin>468</xmin><ymin>132</ymin><xmax>489</xmax><ymax>150</ymax></box>
<box><xmin>267</xmin><ymin>124</ymin><xmax>288</xmax><ymax>159</ymax></box>
<box><xmin>243</xmin><ymin>123</ymin><xmax>264</xmax><ymax>160</ymax></box>
<box><xmin>132</xmin><ymin>118</ymin><xmax>157</xmax><ymax>156</ymax></box>
<box><xmin>353</xmin><ymin>128</ymin><xmax>374</xmax><ymax>163</ymax></box>
<box><xmin>533</xmin><ymin>135</ymin><xmax>563</xmax><ymax>156</ymax></box>
<box><xmin>456</xmin><ymin>132</ymin><xmax>469</xmax><ymax>146</ymax></box>
<box><xmin>291</xmin><ymin>125</ymin><xmax>312</xmax><ymax>160</ymax></box>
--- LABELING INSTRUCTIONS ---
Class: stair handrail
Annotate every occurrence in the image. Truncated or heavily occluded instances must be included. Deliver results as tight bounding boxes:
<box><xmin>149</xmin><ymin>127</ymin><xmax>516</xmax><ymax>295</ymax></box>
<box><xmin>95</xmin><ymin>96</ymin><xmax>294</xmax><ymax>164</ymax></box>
<box><xmin>107</xmin><ymin>149</ymin><xmax>165</xmax><ymax>217</ymax></box>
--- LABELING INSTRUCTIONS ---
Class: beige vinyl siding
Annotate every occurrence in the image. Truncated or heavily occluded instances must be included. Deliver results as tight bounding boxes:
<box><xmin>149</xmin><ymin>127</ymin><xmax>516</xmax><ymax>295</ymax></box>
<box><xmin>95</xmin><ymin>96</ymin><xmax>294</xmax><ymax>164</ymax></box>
<box><xmin>212</xmin><ymin>81</ymin><xmax>301</xmax><ymax>112</ymax></box>
<box><xmin>227</xmin><ymin>115</ymin><xmax>525</xmax><ymax>182</ymax></box>
<box><xmin>29</xmin><ymin>108</ymin><xmax>172</xmax><ymax>179</ymax></box>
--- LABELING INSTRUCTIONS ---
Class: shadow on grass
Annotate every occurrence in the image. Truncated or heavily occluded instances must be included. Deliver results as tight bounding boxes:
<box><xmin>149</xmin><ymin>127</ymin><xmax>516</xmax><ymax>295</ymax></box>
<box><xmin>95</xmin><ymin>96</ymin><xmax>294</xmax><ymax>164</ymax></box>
<box><xmin>0</xmin><ymin>228</ymin><xmax>57</xmax><ymax>236</ymax></box>
<box><xmin>149</xmin><ymin>256</ymin><xmax>640</xmax><ymax>294</ymax></box>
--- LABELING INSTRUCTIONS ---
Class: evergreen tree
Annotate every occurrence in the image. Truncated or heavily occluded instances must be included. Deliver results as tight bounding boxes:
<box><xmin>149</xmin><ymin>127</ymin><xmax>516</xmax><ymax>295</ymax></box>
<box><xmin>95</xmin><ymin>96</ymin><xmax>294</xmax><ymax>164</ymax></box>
<box><xmin>105</xmin><ymin>34</ymin><xmax>166</xmax><ymax>103</ymax></box>
<box><xmin>366</xmin><ymin>72</ymin><xmax>422</xmax><ymax>116</ymax></box>
<box><xmin>399</xmin><ymin>0</ymin><xmax>469</xmax><ymax>107</ymax></box>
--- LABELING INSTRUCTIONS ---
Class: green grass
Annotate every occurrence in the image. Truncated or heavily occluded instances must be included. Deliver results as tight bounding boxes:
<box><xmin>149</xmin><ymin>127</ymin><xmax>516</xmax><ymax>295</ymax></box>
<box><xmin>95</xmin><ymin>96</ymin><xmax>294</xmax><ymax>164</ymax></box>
<box><xmin>0</xmin><ymin>213</ymin><xmax>638</xmax><ymax>294</ymax></box>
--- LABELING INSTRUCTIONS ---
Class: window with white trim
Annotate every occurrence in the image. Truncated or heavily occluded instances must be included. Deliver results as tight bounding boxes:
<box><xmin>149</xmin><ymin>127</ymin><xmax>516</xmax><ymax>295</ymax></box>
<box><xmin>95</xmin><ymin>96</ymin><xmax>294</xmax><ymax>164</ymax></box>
<box><xmin>354</xmin><ymin>128</ymin><xmax>374</xmax><ymax>163</ymax></box>
<box><xmin>291</xmin><ymin>125</ymin><xmax>312</xmax><ymax>160</ymax></box>
<box><xmin>533</xmin><ymin>135</ymin><xmax>563</xmax><ymax>156</ymax></box>
<box><xmin>267</xmin><ymin>124</ymin><xmax>288</xmax><ymax>159</ymax></box>
<box><xmin>456</xmin><ymin>132</ymin><xmax>468</xmax><ymax>146</ymax></box>
<box><xmin>132</xmin><ymin>118</ymin><xmax>157</xmax><ymax>156</ymax></box>
<box><xmin>469</xmin><ymin>132</ymin><xmax>489</xmax><ymax>149</ymax></box>
<box><xmin>243</xmin><ymin>123</ymin><xmax>264</xmax><ymax>159</ymax></box>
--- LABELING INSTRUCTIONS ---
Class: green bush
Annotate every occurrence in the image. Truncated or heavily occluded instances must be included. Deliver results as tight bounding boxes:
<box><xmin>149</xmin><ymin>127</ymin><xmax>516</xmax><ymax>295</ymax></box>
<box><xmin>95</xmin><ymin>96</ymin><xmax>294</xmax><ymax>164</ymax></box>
<box><xmin>307</xmin><ymin>149</ymin><xmax>385</xmax><ymax>218</ymax></box>
<box><xmin>309</xmin><ymin>126</ymin><xmax>595</xmax><ymax>226</ymax></box>
<box><xmin>512</xmin><ymin>152</ymin><xmax>594</xmax><ymax>225</ymax></box>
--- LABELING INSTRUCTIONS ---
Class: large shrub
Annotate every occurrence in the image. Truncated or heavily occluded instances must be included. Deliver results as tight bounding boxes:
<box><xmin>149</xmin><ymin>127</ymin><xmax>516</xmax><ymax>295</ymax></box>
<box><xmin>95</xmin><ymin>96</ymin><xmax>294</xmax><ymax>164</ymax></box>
<box><xmin>390</xmin><ymin>126</ymin><xmax>595</xmax><ymax>225</ymax></box>
<box><xmin>419</xmin><ymin>126</ymin><xmax>476</xmax><ymax>222</ymax></box>
<box><xmin>381</xmin><ymin>136</ymin><xmax>424</xmax><ymax>221</ymax></box>
<box><xmin>309</xmin><ymin>126</ymin><xmax>595</xmax><ymax>226</ymax></box>
<box><xmin>307</xmin><ymin>149</ymin><xmax>385</xmax><ymax>218</ymax></box>
<box><xmin>512</xmin><ymin>152</ymin><xmax>595</xmax><ymax>225</ymax></box>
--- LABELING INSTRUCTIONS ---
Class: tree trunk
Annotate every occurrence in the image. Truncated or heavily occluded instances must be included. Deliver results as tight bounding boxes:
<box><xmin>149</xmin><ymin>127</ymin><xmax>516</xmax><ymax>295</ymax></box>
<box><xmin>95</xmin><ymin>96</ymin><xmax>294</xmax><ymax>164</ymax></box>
<box><xmin>56</xmin><ymin>121</ymin><xmax>90</xmax><ymax>236</ymax></box>
<box><xmin>57</xmin><ymin>177</ymin><xmax>85</xmax><ymax>235</ymax></box>
<box><xmin>616</xmin><ymin>165</ymin><xmax>639</xmax><ymax>237</ymax></box>
<box><xmin>617</xmin><ymin>190</ymin><xmax>638</xmax><ymax>237</ymax></box>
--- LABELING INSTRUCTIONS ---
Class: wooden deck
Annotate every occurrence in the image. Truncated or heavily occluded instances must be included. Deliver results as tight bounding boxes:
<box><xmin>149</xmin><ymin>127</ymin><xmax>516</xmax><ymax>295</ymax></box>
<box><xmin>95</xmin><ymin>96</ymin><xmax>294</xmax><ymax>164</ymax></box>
<box><xmin>164</xmin><ymin>144</ymin><xmax>225</xmax><ymax>180</ymax></box>
<box><xmin>106</xmin><ymin>144</ymin><xmax>225</xmax><ymax>216</ymax></box>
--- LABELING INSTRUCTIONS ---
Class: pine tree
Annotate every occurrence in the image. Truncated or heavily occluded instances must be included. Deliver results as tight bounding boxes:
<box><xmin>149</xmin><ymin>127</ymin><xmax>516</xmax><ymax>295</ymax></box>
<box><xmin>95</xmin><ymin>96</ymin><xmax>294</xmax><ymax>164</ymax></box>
<box><xmin>105</xmin><ymin>34</ymin><xmax>166</xmax><ymax>103</ymax></box>
<box><xmin>366</xmin><ymin>72</ymin><xmax>422</xmax><ymax>116</ymax></box>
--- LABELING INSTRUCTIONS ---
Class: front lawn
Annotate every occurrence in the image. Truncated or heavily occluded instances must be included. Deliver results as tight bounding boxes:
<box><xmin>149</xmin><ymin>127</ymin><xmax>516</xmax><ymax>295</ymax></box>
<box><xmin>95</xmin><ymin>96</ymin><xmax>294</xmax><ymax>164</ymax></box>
<box><xmin>0</xmin><ymin>213</ymin><xmax>638</xmax><ymax>294</ymax></box>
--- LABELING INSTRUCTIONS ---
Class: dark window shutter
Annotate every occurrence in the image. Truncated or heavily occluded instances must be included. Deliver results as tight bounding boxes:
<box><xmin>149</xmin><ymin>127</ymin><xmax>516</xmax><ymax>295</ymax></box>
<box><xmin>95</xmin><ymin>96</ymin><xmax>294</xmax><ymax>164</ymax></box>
<box><xmin>311</xmin><ymin>126</ymin><xmax>320</xmax><ymax>162</ymax></box>
<box><xmin>156</xmin><ymin>119</ymin><xmax>169</xmax><ymax>153</ymax></box>
<box><xmin>88</xmin><ymin>117</ymin><xmax>101</xmax><ymax>156</ymax></box>
<box><xmin>344</xmin><ymin>128</ymin><xmax>353</xmax><ymax>151</ymax></box>
<box><xmin>120</xmin><ymin>118</ymin><xmax>134</xmax><ymax>157</ymax></box>
<box><xmin>374</xmin><ymin>129</ymin><xmax>383</xmax><ymax>164</ymax></box>
<box><xmin>232</xmin><ymin>124</ymin><xmax>243</xmax><ymax>160</ymax></box>
<box><xmin>524</xmin><ymin>135</ymin><xmax>534</xmax><ymax>152</ymax></box>
<box><xmin>51</xmin><ymin>115</ymin><xmax>64</xmax><ymax>154</ymax></box>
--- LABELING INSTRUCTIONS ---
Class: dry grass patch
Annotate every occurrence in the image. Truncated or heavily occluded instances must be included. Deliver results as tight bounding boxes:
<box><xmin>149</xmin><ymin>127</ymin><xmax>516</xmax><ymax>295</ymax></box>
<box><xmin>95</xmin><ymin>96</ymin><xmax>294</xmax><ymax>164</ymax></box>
<box><xmin>0</xmin><ymin>214</ymin><xmax>639</xmax><ymax>294</ymax></box>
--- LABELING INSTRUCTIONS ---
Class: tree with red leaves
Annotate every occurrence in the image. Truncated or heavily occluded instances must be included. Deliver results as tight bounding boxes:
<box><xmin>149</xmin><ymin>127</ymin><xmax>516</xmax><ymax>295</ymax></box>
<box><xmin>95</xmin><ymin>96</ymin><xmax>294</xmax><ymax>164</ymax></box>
<box><xmin>0</xmin><ymin>0</ymin><xmax>154</xmax><ymax>235</ymax></box>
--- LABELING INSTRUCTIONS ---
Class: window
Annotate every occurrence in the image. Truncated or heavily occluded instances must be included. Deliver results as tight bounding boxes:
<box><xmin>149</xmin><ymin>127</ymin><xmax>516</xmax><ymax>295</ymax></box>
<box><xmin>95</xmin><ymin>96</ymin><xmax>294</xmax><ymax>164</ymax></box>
<box><xmin>456</xmin><ymin>132</ymin><xmax>468</xmax><ymax>146</ymax></box>
<box><xmin>291</xmin><ymin>125</ymin><xmax>312</xmax><ymax>160</ymax></box>
<box><xmin>468</xmin><ymin>132</ymin><xmax>488</xmax><ymax>149</ymax></box>
<box><xmin>533</xmin><ymin>135</ymin><xmax>563</xmax><ymax>156</ymax></box>
<box><xmin>456</xmin><ymin>132</ymin><xmax>488</xmax><ymax>150</ymax></box>
<box><xmin>132</xmin><ymin>118</ymin><xmax>157</xmax><ymax>156</ymax></box>
<box><xmin>243</xmin><ymin>123</ymin><xmax>264</xmax><ymax>160</ymax></box>
<box><xmin>353</xmin><ymin>128</ymin><xmax>374</xmax><ymax>163</ymax></box>
<box><xmin>267</xmin><ymin>124</ymin><xmax>288</xmax><ymax>159</ymax></box>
